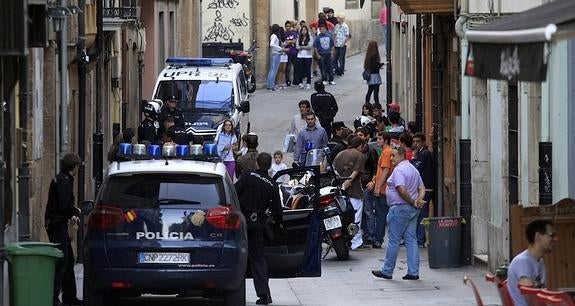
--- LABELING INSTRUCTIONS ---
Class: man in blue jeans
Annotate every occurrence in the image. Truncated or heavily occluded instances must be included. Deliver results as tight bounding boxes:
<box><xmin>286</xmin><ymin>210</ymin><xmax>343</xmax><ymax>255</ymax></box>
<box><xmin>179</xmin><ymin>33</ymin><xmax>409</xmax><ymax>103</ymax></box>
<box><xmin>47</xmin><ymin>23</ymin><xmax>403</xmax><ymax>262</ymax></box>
<box><xmin>313</xmin><ymin>23</ymin><xmax>335</xmax><ymax>85</ymax></box>
<box><xmin>372</xmin><ymin>146</ymin><xmax>426</xmax><ymax>280</ymax></box>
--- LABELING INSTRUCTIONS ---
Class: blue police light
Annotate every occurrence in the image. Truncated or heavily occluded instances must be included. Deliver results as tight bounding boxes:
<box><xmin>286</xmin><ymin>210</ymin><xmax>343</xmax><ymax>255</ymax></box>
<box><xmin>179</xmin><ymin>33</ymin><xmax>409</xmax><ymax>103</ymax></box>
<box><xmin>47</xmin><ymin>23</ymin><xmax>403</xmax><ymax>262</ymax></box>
<box><xmin>166</xmin><ymin>57</ymin><xmax>232</xmax><ymax>67</ymax></box>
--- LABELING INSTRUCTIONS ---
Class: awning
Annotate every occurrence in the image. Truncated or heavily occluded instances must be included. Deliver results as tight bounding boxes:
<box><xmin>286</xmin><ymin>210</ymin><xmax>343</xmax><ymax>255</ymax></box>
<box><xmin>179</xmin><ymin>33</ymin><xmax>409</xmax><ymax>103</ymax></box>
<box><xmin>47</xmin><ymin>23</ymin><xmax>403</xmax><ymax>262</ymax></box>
<box><xmin>464</xmin><ymin>0</ymin><xmax>575</xmax><ymax>82</ymax></box>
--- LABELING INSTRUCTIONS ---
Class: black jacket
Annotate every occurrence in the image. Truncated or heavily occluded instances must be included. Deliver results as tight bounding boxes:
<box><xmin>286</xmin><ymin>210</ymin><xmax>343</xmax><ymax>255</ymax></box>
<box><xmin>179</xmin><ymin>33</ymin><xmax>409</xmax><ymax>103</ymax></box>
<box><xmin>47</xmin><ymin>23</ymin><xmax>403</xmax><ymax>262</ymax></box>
<box><xmin>411</xmin><ymin>146</ymin><xmax>435</xmax><ymax>190</ymax></box>
<box><xmin>361</xmin><ymin>145</ymin><xmax>379</xmax><ymax>187</ymax></box>
<box><xmin>235</xmin><ymin>169</ymin><xmax>282</xmax><ymax>219</ymax></box>
<box><xmin>168</xmin><ymin>125</ymin><xmax>190</xmax><ymax>145</ymax></box>
<box><xmin>159</xmin><ymin>107</ymin><xmax>185</xmax><ymax>127</ymax></box>
<box><xmin>44</xmin><ymin>172</ymin><xmax>79</xmax><ymax>230</ymax></box>
<box><xmin>138</xmin><ymin>118</ymin><xmax>159</xmax><ymax>144</ymax></box>
<box><xmin>311</xmin><ymin>91</ymin><xmax>338</xmax><ymax>123</ymax></box>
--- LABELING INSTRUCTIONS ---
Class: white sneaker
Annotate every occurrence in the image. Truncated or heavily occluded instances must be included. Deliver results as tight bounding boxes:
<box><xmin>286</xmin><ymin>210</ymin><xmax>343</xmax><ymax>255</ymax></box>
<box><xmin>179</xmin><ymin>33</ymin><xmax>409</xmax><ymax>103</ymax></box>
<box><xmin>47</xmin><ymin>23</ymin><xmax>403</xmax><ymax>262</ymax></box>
<box><xmin>329</xmin><ymin>81</ymin><xmax>336</xmax><ymax>85</ymax></box>
<box><xmin>322</xmin><ymin>81</ymin><xmax>328</xmax><ymax>86</ymax></box>
<box><xmin>305</xmin><ymin>84</ymin><xmax>311</xmax><ymax>90</ymax></box>
<box><xmin>299</xmin><ymin>83</ymin><xmax>304</xmax><ymax>89</ymax></box>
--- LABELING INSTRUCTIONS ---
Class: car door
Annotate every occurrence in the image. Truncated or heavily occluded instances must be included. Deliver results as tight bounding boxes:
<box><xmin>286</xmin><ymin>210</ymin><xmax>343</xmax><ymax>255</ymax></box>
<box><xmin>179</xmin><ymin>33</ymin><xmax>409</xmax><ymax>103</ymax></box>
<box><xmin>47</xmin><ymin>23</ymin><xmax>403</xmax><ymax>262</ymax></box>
<box><xmin>265</xmin><ymin>165</ymin><xmax>323</xmax><ymax>278</ymax></box>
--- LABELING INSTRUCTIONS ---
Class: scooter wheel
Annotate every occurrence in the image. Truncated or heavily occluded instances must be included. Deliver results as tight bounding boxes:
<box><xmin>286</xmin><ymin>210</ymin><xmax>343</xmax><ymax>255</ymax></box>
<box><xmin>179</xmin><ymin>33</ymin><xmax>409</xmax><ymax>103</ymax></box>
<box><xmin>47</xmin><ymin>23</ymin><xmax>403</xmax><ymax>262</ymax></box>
<box><xmin>332</xmin><ymin>237</ymin><xmax>350</xmax><ymax>261</ymax></box>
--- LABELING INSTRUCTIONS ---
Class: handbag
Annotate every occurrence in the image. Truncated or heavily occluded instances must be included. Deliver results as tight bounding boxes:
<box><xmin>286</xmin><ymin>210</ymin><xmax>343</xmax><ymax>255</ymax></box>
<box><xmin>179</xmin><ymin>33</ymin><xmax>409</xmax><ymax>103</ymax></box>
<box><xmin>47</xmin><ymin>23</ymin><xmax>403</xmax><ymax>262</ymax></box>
<box><xmin>283</xmin><ymin>134</ymin><xmax>296</xmax><ymax>153</ymax></box>
<box><xmin>362</xmin><ymin>69</ymin><xmax>370</xmax><ymax>81</ymax></box>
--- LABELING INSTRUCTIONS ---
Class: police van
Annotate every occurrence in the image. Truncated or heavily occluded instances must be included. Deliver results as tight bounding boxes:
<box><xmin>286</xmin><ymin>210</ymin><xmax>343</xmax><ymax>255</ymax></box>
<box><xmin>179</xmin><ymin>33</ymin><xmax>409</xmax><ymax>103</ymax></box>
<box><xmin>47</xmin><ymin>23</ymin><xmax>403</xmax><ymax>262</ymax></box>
<box><xmin>151</xmin><ymin>58</ymin><xmax>251</xmax><ymax>141</ymax></box>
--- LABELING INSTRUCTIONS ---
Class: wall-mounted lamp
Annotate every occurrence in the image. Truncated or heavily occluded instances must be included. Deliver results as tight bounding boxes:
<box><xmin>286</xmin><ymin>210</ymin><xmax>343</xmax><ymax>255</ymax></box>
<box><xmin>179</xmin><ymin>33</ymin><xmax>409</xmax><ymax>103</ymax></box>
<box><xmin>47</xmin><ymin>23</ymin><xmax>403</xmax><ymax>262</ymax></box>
<box><xmin>47</xmin><ymin>7</ymin><xmax>67</xmax><ymax>32</ymax></box>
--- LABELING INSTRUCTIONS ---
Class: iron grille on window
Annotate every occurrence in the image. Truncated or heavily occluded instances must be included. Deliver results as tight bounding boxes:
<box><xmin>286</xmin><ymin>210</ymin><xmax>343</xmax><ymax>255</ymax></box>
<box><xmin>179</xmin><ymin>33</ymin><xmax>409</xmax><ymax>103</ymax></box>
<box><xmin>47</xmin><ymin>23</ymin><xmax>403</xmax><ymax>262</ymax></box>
<box><xmin>103</xmin><ymin>0</ymin><xmax>139</xmax><ymax>19</ymax></box>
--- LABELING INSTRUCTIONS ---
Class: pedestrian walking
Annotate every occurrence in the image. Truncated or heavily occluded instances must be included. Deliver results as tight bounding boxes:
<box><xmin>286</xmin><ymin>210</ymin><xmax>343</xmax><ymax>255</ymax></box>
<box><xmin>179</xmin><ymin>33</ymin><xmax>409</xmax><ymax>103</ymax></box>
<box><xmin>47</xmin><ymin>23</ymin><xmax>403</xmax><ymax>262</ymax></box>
<box><xmin>215</xmin><ymin>119</ymin><xmax>239</xmax><ymax>179</ymax></box>
<box><xmin>364</xmin><ymin>41</ymin><xmax>385</xmax><ymax>105</ymax></box>
<box><xmin>372</xmin><ymin>146</ymin><xmax>426</xmax><ymax>280</ymax></box>
<box><xmin>44</xmin><ymin>153</ymin><xmax>84</xmax><ymax>306</ymax></box>
<box><xmin>235</xmin><ymin>152</ymin><xmax>283</xmax><ymax>305</ymax></box>
<box><xmin>411</xmin><ymin>132</ymin><xmax>436</xmax><ymax>247</ymax></box>
<box><xmin>333</xmin><ymin>136</ymin><xmax>367</xmax><ymax>250</ymax></box>
<box><xmin>310</xmin><ymin>81</ymin><xmax>338</xmax><ymax>139</ymax></box>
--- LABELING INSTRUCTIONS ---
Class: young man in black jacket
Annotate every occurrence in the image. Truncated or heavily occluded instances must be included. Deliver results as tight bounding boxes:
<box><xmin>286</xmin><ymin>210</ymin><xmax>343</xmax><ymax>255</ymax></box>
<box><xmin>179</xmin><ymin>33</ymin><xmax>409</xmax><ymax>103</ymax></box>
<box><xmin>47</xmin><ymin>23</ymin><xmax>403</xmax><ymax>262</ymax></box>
<box><xmin>44</xmin><ymin>153</ymin><xmax>84</xmax><ymax>306</ymax></box>
<box><xmin>411</xmin><ymin>132</ymin><xmax>435</xmax><ymax>247</ymax></box>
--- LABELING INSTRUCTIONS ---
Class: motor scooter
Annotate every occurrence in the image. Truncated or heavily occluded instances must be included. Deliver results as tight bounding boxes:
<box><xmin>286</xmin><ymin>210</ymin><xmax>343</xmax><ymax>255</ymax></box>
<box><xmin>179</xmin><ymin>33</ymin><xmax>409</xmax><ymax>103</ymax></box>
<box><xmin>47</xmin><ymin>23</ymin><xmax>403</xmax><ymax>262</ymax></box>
<box><xmin>228</xmin><ymin>40</ymin><xmax>257</xmax><ymax>93</ymax></box>
<box><xmin>288</xmin><ymin>148</ymin><xmax>358</xmax><ymax>261</ymax></box>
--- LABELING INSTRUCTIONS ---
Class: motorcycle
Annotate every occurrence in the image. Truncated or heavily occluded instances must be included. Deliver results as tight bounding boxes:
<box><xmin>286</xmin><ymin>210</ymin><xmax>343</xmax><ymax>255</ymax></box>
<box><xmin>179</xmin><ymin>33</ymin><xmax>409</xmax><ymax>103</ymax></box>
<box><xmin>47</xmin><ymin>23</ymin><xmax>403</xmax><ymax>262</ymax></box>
<box><xmin>285</xmin><ymin>148</ymin><xmax>358</xmax><ymax>261</ymax></box>
<box><xmin>228</xmin><ymin>40</ymin><xmax>257</xmax><ymax>93</ymax></box>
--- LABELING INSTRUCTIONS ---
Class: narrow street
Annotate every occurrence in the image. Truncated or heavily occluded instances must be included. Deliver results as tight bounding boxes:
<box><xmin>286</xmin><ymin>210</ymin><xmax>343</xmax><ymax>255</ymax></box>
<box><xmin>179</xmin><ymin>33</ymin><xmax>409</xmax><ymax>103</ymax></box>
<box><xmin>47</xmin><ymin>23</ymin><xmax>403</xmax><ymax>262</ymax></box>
<box><xmin>73</xmin><ymin>50</ymin><xmax>500</xmax><ymax>306</ymax></box>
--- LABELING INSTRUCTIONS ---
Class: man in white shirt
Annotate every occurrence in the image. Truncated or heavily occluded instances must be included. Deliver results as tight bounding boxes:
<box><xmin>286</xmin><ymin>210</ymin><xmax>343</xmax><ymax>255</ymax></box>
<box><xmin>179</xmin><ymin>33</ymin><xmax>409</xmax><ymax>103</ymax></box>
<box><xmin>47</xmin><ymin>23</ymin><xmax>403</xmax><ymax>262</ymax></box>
<box><xmin>288</xmin><ymin>100</ymin><xmax>321</xmax><ymax>135</ymax></box>
<box><xmin>333</xmin><ymin>14</ymin><xmax>350</xmax><ymax>76</ymax></box>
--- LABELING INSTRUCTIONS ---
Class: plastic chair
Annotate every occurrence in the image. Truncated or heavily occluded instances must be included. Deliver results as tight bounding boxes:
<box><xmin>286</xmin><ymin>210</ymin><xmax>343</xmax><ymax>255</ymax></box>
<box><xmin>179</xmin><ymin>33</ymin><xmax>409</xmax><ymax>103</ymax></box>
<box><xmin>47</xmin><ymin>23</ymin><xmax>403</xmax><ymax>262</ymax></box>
<box><xmin>464</xmin><ymin>275</ymin><xmax>485</xmax><ymax>306</ymax></box>
<box><xmin>486</xmin><ymin>273</ymin><xmax>514</xmax><ymax>306</ymax></box>
<box><xmin>519</xmin><ymin>285</ymin><xmax>546</xmax><ymax>306</ymax></box>
<box><xmin>535</xmin><ymin>292</ymin><xmax>565</xmax><ymax>305</ymax></box>
<box><xmin>539</xmin><ymin>289</ymin><xmax>575</xmax><ymax>306</ymax></box>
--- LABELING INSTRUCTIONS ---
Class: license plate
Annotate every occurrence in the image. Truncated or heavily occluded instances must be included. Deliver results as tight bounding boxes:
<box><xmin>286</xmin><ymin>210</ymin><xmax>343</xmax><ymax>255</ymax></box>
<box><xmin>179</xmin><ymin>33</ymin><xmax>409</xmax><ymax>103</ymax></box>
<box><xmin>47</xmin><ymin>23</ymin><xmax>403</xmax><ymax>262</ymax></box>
<box><xmin>138</xmin><ymin>252</ymin><xmax>190</xmax><ymax>264</ymax></box>
<box><xmin>323</xmin><ymin>215</ymin><xmax>342</xmax><ymax>230</ymax></box>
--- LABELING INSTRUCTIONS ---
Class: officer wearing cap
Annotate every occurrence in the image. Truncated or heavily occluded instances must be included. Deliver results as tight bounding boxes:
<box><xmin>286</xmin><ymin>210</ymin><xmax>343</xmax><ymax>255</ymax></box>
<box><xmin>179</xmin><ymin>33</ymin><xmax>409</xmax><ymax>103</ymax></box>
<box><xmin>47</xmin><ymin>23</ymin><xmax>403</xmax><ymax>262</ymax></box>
<box><xmin>159</xmin><ymin>95</ymin><xmax>185</xmax><ymax>128</ymax></box>
<box><xmin>138</xmin><ymin>100</ymin><xmax>161</xmax><ymax>145</ymax></box>
<box><xmin>235</xmin><ymin>152</ymin><xmax>283</xmax><ymax>305</ymax></box>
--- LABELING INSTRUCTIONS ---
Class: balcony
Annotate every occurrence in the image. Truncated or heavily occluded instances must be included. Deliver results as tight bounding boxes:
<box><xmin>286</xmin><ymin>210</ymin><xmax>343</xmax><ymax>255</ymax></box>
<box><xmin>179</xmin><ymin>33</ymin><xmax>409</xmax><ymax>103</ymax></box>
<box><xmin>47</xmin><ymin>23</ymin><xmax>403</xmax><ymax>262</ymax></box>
<box><xmin>102</xmin><ymin>0</ymin><xmax>140</xmax><ymax>31</ymax></box>
<box><xmin>392</xmin><ymin>0</ymin><xmax>454</xmax><ymax>14</ymax></box>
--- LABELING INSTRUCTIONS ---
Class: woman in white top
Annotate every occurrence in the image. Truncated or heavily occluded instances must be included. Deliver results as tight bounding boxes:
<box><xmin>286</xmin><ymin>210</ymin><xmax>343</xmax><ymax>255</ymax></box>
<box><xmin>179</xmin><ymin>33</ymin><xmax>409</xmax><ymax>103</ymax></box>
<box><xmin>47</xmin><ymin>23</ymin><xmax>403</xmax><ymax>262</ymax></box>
<box><xmin>267</xmin><ymin>24</ymin><xmax>286</xmax><ymax>90</ymax></box>
<box><xmin>296</xmin><ymin>25</ymin><xmax>314</xmax><ymax>89</ymax></box>
<box><xmin>215</xmin><ymin>119</ymin><xmax>238</xmax><ymax>179</ymax></box>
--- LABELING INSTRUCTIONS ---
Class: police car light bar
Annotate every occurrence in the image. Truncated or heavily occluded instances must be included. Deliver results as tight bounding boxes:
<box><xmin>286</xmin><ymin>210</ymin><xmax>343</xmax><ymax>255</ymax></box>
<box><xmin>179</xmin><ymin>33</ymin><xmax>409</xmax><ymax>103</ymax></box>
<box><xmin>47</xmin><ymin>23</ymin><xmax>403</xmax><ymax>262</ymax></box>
<box><xmin>166</xmin><ymin>57</ymin><xmax>233</xmax><ymax>67</ymax></box>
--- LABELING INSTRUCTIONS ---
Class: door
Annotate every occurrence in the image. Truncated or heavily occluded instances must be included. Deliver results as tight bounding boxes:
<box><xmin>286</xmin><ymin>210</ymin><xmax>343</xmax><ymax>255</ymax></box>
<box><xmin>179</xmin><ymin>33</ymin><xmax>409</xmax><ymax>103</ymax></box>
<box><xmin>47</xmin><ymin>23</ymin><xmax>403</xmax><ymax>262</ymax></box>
<box><xmin>265</xmin><ymin>166</ymin><xmax>323</xmax><ymax>278</ymax></box>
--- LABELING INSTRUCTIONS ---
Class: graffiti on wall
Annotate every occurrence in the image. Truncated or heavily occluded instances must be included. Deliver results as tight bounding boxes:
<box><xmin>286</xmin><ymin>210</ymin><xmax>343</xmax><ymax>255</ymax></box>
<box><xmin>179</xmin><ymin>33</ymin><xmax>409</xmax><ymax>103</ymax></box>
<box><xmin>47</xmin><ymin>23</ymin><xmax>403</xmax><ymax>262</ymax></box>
<box><xmin>202</xmin><ymin>0</ymin><xmax>251</xmax><ymax>45</ymax></box>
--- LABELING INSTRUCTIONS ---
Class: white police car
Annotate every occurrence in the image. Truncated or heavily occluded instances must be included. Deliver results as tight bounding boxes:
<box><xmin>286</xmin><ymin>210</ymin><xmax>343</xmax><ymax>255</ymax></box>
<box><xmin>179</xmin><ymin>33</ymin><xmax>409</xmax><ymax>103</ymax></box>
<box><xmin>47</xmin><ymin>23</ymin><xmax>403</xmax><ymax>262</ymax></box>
<box><xmin>152</xmin><ymin>58</ymin><xmax>250</xmax><ymax>142</ymax></box>
<box><xmin>82</xmin><ymin>146</ymin><xmax>323</xmax><ymax>305</ymax></box>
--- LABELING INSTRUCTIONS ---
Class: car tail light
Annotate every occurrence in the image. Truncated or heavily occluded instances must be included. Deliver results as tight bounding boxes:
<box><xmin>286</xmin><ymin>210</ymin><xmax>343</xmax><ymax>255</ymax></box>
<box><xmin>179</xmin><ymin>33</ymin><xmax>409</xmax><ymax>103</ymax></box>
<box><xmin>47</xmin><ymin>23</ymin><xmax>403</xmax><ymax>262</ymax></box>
<box><xmin>88</xmin><ymin>206</ymin><xmax>124</xmax><ymax>229</ymax></box>
<box><xmin>206</xmin><ymin>206</ymin><xmax>242</xmax><ymax>229</ymax></box>
<box><xmin>319</xmin><ymin>194</ymin><xmax>337</xmax><ymax>207</ymax></box>
<box><xmin>111</xmin><ymin>281</ymin><xmax>132</xmax><ymax>288</ymax></box>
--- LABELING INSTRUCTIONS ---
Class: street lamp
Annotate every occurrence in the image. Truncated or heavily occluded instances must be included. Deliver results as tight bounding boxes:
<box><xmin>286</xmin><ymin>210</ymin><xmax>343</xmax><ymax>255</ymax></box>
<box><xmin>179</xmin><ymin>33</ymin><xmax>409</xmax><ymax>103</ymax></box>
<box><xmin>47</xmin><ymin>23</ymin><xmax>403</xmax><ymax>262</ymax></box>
<box><xmin>48</xmin><ymin>7</ymin><xmax>67</xmax><ymax>32</ymax></box>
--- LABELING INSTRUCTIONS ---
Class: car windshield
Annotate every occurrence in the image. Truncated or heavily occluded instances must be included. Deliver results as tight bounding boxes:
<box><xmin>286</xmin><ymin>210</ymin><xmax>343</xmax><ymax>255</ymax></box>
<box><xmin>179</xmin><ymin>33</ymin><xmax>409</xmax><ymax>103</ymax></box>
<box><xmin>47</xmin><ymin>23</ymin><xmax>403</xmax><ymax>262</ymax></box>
<box><xmin>98</xmin><ymin>174</ymin><xmax>225</xmax><ymax>209</ymax></box>
<box><xmin>154</xmin><ymin>80</ymin><xmax>233</xmax><ymax>113</ymax></box>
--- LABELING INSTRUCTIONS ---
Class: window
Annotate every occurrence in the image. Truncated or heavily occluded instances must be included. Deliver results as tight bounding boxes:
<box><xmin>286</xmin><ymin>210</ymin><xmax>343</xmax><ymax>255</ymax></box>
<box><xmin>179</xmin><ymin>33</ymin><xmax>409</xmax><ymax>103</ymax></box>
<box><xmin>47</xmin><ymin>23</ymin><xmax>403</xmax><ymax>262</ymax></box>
<box><xmin>345</xmin><ymin>0</ymin><xmax>359</xmax><ymax>9</ymax></box>
<box><xmin>158</xmin><ymin>11</ymin><xmax>165</xmax><ymax>71</ymax></box>
<box><xmin>154</xmin><ymin>80</ymin><xmax>233</xmax><ymax>113</ymax></box>
<box><xmin>169</xmin><ymin>11</ymin><xmax>175</xmax><ymax>57</ymax></box>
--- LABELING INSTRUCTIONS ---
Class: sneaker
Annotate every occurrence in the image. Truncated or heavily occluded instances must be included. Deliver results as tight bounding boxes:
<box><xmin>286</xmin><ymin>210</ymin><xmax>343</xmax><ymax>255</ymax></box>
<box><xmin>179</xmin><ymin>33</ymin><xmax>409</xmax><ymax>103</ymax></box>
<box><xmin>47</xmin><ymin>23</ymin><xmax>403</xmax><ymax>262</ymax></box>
<box><xmin>256</xmin><ymin>295</ymin><xmax>273</xmax><ymax>305</ymax></box>
<box><xmin>372</xmin><ymin>270</ymin><xmax>392</xmax><ymax>279</ymax></box>
<box><xmin>352</xmin><ymin>243</ymin><xmax>371</xmax><ymax>250</ymax></box>
<box><xmin>329</xmin><ymin>81</ymin><xmax>336</xmax><ymax>85</ymax></box>
<box><xmin>402</xmin><ymin>274</ymin><xmax>420</xmax><ymax>280</ymax></box>
<box><xmin>322</xmin><ymin>81</ymin><xmax>328</xmax><ymax>86</ymax></box>
<box><xmin>299</xmin><ymin>83</ymin><xmax>305</xmax><ymax>89</ymax></box>
<box><xmin>62</xmin><ymin>298</ymin><xmax>84</xmax><ymax>306</ymax></box>
<box><xmin>305</xmin><ymin>84</ymin><xmax>311</xmax><ymax>90</ymax></box>
<box><xmin>372</xmin><ymin>241</ymin><xmax>382</xmax><ymax>249</ymax></box>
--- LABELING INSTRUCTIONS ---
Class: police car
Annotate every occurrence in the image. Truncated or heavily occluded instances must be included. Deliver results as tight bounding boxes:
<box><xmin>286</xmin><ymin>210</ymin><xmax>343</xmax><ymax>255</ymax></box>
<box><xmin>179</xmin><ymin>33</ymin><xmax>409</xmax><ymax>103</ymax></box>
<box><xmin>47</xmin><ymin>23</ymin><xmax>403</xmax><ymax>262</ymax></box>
<box><xmin>82</xmin><ymin>146</ymin><xmax>322</xmax><ymax>305</ymax></box>
<box><xmin>152</xmin><ymin>58</ymin><xmax>251</xmax><ymax>142</ymax></box>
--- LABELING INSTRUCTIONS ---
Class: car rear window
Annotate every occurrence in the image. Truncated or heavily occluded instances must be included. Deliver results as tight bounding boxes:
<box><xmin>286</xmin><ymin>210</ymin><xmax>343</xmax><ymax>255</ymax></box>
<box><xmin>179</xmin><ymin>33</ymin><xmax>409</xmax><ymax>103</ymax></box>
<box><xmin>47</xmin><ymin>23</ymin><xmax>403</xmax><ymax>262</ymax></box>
<box><xmin>98</xmin><ymin>174</ymin><xmax>225</xmax><ymax>209</ymax></box>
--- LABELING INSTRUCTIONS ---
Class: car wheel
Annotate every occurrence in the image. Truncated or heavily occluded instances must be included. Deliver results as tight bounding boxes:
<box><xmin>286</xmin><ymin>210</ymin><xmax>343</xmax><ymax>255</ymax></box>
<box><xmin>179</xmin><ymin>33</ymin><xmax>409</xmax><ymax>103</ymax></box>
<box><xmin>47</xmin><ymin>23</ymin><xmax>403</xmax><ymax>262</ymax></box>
<box><xmin>83</xmin><ymin>280</ymin><xmax>117</xmax><ymax>306</ymax></box>
<box><xmin>222</xmin><ymin>279</ymin><xmax>245</xmax><ymax>306</ymax></box>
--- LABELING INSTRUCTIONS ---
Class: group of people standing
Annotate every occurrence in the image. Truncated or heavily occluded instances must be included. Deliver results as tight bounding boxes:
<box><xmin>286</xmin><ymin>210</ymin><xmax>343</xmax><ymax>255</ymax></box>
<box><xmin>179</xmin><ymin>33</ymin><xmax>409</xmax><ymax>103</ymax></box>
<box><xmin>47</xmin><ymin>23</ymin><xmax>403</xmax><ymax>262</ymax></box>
<box><xmin>267</xmin><ymin>8</ymin><xmax>350</xmax><ymax>91</ymax></box>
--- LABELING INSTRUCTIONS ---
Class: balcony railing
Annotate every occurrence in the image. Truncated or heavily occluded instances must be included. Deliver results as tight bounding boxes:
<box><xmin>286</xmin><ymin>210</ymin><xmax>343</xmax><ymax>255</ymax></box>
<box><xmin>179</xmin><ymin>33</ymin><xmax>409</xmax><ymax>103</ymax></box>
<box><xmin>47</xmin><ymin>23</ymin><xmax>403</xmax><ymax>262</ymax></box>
<box><xmin>103</xmin><ymin>0</ymin><xmax>139</xmax><ymax>20</ymax></box>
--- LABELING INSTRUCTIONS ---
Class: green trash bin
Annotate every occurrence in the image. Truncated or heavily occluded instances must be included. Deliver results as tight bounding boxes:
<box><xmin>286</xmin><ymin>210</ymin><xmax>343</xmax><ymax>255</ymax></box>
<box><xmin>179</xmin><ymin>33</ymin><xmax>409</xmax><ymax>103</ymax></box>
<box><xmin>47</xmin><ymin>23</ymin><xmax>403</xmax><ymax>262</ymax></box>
<box><xmin>426</xmin><ymin>217</ymin><xmax>463</xmax><ymax>268</ymax></box>
<box><xmin>5</xmin><ymin>242</ymin><xmax>63</xmax><ymax>306</ymax></box>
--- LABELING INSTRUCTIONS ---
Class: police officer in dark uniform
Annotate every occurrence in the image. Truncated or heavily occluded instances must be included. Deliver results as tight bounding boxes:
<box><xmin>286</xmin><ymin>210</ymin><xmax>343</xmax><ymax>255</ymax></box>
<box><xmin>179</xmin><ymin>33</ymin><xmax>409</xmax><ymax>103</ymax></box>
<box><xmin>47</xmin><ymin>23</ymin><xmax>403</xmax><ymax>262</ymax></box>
<box><xmin>310</xmin><ymin>81</ymin><xmax>338</xmax><ymax>139</ymax></box>
<box><xmin>159</xmin><ymin>95</ymin><xmax>185</xmax><ymax>128</ymax></box>
<box><xmin>235</xmin><ymin>152</ymin><xmax>283</xmax><ymax>305</ymax></box>
<box><xmin>44</xmin><ymin>153</ymin><xmax>83</xmax><ymax>306</ymax></box>
<box><xmin>163</xmin><ymin>116</ymin><xmax>189</xmax><ymax>145</ymax></box>
<box><xmin>138</xmin><ymin>100</ymin><xmax>161</xmax><ymax>144</ymax></box>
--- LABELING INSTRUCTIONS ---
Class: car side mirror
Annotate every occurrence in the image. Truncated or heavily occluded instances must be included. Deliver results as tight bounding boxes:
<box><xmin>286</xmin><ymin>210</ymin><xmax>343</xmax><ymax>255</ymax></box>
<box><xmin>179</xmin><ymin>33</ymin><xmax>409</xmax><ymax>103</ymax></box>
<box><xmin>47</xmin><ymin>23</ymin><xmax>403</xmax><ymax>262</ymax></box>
<box><xmin>238</xmin><ymin>100</ymin><xmax>250</xmax><ymax>113</ymax></box>
<box><xmin>80</xmin><ymin>200</ymin><xmax>94</xmax><ymax>215</ymax></box>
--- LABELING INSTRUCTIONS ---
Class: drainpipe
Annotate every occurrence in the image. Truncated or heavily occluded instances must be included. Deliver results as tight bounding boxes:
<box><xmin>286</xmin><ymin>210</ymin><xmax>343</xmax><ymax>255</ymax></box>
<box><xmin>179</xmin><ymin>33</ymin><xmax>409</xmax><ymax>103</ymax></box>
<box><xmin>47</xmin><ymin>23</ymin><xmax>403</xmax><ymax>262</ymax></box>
<box><xmin>94</xmin><ymin>0</ymin><xmax>104</xmax><ymax>193</ymax></box>
<box><xmin>18</xmin><ymin>53</ymin><xmax>31</xmax><ymax>242</ymax></box>
<box><xmin>455</xmin><ymin>0</ymin><xmax>472</xmax><ymax>265</ymax></box>
<box><xmin>76</xmin><ymin>0</ymin><xmax>87</xmax><ymax>261</ymax></box>
<box><xmin>59</xmin><ymin>0</ymin><xmax>69</xmax><ymax>156</ymax></box>
<box><xmin>386</xmin><ymin>0</ymin><xmax>392</xmax><ymax>104</ymax></box>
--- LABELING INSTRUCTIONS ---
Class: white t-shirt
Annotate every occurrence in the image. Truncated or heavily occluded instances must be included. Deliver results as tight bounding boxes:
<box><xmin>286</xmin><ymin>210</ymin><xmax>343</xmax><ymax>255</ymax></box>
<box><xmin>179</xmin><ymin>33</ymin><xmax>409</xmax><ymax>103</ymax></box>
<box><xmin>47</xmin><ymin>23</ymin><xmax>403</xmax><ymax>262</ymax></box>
<box><xmin>507</xmin><ymin>250</ymin><xmax>546</xmax><ymax>306</ymax></box>
<box><xmin>270</xmin><ymin>162</ymin><xmax>289</xmax><ymax>183</ymax></box>
<box><xmin>297</xmin><ymin>36</ymin><xmax>315</xmax><ymax>58</ymax></box>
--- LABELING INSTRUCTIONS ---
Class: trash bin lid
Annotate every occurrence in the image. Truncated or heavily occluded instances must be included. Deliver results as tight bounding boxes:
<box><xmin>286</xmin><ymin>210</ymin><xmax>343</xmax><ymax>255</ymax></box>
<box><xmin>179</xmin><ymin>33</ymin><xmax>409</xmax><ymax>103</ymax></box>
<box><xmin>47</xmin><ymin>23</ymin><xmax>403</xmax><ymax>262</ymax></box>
<box><xmin>5</xmin><ymin>242</ymin><xmax>63</xmax><ymax>258</ymax></box>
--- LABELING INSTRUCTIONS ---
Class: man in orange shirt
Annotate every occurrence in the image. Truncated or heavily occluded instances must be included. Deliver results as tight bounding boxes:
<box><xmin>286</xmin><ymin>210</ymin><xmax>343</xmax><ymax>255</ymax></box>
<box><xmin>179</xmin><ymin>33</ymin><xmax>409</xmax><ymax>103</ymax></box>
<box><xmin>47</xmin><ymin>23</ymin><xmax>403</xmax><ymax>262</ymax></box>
<box><xmin>372</xmin><ymin>131</ymin><xmax>393</xmax><ymax>248</ymax></box>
